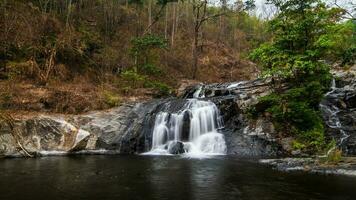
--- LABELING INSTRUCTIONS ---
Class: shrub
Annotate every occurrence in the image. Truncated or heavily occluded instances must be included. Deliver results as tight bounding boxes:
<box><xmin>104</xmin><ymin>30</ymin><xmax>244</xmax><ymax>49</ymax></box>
<box><xmin>121</xmin><ymin>70</ymin><xmax>146</xmax><ymax>87</ymax></box>
<box><xmin>102</xmin><ymin>91</ymin><xmax>121</xmax><ymax>107</ymax></box>
<box><xmin>0</xmin><ymin>91</ymin><xmax>13</xmax><ymax>109</ymax></box>
<box><xmin>252</xmin><ymin>84</ymin><xmax>328</xmax><ymax>153</ymax></box>
<box><xmin>320</xmin><ymin>142</ymin><xmax>343</xmax><ymax>165</ymax></box>
<box><xmin>148</xmin><ymin>81</ymin><xmax>172</xmax><ymax>97</ymax></box>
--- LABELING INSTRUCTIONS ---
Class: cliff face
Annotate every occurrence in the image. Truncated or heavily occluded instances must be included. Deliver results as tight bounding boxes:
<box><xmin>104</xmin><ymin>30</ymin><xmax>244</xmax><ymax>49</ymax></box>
<box><xmin>0</xmin><ymin>67</ymin><xmax>355</xmax><ymax>158</ymax></box>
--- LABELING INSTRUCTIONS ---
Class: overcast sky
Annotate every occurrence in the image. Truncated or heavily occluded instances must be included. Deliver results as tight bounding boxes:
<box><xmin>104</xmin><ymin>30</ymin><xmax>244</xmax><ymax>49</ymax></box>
<box><xmin>254</xmin><ymin>0</ymin><xmax>355</xmax><ymax>16</ymax></box>
<box><xmin>212</xmin><ymin>0</ymin><xmax>355</xmax><ymax>18</ymax></box>
<box><xmin>254</xmin><ymin>0</ymin><xmax>354</xmax><ymax>8</ymax></box>
<box><xmin>255</xmin><ymin>0</ymin><xmax>356</xmax><ymax>17</ymax></box>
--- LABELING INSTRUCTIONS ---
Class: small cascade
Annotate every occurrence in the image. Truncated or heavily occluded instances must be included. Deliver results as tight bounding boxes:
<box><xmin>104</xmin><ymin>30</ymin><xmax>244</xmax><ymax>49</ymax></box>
<box><xmin>320</xmin><ymin>79</ymin><xmax>350</xmax><ymax>151</ymax></box>
<box><xmin>144</xmin><ymin>99</ymin><xmax>227</xmax><ymax>156</ymax></box>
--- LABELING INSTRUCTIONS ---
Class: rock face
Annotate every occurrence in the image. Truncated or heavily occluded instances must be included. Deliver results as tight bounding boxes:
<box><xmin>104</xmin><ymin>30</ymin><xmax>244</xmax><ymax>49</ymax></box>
<box><xmin>197</xmin><ymin>79</ymin><xmax>284</xmax><ymax>157</ymax></box>
<box><xmin>0</xmin><ymin>67</ymin><xmax>354</xmax><ymax>158</ymax></box>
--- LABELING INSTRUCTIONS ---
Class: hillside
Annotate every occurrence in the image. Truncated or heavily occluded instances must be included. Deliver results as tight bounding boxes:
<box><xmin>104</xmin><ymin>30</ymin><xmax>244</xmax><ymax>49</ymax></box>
<box><xmin>0</xmin><ymin>0</ymin><xmax>265</xmax><ymax>114</ymax></box>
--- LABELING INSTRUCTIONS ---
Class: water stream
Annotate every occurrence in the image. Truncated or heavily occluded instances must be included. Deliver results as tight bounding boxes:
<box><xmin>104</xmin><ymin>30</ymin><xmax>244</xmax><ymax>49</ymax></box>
<box><xmin>320</xmin><ymin>79</ymin><xmax>350</xmax><ymax>151</ymax></box>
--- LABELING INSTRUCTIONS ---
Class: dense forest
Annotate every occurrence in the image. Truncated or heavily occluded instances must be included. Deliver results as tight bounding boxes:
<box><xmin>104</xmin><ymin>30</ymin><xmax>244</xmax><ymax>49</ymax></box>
<box><xmin>0</xmin><ymin>0</ymin><xmax>269</xmax><ymax>113</ymax></box>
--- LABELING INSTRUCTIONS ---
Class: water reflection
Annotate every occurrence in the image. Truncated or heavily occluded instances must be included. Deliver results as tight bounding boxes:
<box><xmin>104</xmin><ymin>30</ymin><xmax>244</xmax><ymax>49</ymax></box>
<box><xmin>0</xmin><ymin>156</ymin><xmax>356</xmax><ymax>200</ymax></box>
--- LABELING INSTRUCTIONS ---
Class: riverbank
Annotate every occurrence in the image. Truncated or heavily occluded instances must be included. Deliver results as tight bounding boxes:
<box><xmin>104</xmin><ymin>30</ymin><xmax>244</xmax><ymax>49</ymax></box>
<box><xmin>260</xmin><ymin>157</ymin><xmax>356</xmax><ymax>177</ymax></box>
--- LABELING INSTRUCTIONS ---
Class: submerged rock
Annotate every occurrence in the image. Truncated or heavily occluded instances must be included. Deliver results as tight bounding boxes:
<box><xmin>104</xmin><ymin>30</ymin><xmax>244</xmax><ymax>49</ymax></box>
<box><xmin>168</xmin><ymin>141</ymin><xmax>185</xmax><ymax>154</ymax></box>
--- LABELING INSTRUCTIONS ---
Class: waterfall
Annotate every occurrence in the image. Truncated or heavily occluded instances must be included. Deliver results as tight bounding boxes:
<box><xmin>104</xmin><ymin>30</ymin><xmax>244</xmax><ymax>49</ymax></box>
<box><xmin>144</xmin><ymin>99</ymin><xmax>227</xmax><ymax>156</ymax></box>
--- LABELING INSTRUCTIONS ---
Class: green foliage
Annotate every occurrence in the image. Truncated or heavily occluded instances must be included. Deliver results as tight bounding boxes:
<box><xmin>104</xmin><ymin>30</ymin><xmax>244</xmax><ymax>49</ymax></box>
<box><xmin>252</xmin><ymin>82</ymin><xmax>330</xmax><ymax>152</ymax></box>
<box><xmin>130</xmin><ymin>35</ymin><xmax>168</xmax><ymax>56</ymax></box>
<box><xmin>320</xmin><ymin>141</ymin><xmax>343</xmax><ymax>164</ymax></box>
<box><xmin>130</xmin><ymin>35</ymin><xmax>167</xmax><ymax>75</ymax></box>
<box><xmin>144</xmin><ymin>80</ymin><xmax>172</xmax><ymax>97</ymax></box>
<box><xmin>0</xmin><ymin>91</ymin><xmax>13</xmax><ymax>109</ymax></box>
<box><xmin>121</xmin><ymin>70</ymin><xmax>146</xmax><ymax>87</ymax></box>
<box><xmin>121</xmin><ymin>70</ymin><xmax>171</xmax><ymax>97</ymax></box>
<box><xmin>102</xmin><ymin>91</ymin><xmax>121</xmax><ymax>107</ymax></box>
<box><xmin>326</xmin><ymin>148</ymin><xmax>343</xmax><ymax>164</ymax></box>
<box><xmin>292</xmin><ymin>141</ymin><xmax>306</xmax><ymax>151</ymax></box>
<box><xmin>141</xmin><ymin>63</ymin><xmax>162</xmax><ymax>75</ymax></box>
<box><xmin>251</xmin><ymin>1</ymin><xmax>344</xmax><ymax>79</ymax></box>
<box><xmin>250</xmin><ymin>0</ymin><xmax>345</xmax><ymax>154</ymax></box>
<box><xmin>315</xmin><ymin>20</ymin><xmax>356</xmax><ymax>66</ymax></box>
<box><xmin>128</xmin><ymin>0</ymin><xmax>144</xmax><ymax>5</ymax></box>
<box><xmin>244</xmin><ymin>0</ymin><xmax>256</xmax><ymax>11</ymax></box>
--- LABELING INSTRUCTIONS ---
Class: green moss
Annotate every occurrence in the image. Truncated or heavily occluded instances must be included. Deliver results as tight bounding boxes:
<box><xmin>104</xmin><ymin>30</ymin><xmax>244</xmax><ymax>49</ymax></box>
<box><xmin>292</xmin><ymin>140</ymin><xmax>306</xmax><ymax>151</ymax></box>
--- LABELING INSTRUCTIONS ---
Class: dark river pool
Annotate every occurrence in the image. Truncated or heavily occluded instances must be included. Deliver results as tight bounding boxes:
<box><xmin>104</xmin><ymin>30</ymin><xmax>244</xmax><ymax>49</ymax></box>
<box><xmin>0</xmin><ymin>155</ymin><xmax>356</xmax><ymax>200</ymax></box>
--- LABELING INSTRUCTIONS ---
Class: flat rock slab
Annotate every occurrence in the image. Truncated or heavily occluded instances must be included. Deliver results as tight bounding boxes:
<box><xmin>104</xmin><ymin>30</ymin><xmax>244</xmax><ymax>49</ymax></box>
<box><xmin>260</xmin><ymin>157</ymin><xmax>356</xmax><ymax>177</ymax></box>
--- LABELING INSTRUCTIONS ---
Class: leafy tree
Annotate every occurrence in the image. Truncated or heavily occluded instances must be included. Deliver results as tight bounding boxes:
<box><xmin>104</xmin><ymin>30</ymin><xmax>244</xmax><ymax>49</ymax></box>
<box><xmin>316</xmin><ymin>20</ymin><xmax>356</xmax><ymax>65</ymax></box>
<box><xmin>250</xmin><ymin>0</ymin><xmax>345</xmax><ymax>153</ymax></box>
<box><xmin>130</xmin><ymin>35</ymin><xmax>168</xmax><ymax>75</ymax></box>
<box><xmin>244</xmin><ymin>0</ymin><xmax>256</xmax><ymax>11</ymax></box>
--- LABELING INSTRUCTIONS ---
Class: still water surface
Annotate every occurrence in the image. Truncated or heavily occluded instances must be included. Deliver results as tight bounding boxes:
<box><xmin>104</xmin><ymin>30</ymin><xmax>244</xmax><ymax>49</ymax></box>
<box><xmin>0</xmin><ymin>155</ymin><xmax>356</xmax><ymax>200</ymax></box>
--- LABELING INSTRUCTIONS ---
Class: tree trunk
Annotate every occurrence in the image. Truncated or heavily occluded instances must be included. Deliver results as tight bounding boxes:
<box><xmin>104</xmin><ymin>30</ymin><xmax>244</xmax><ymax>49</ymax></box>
<box><xmin>165</xmin><ymin>6</ymin><xmax>168</xmax><ymax>39</ymax></box>
<box><xmin>192</xmin><ymin>29</ymin><xmax>199</xmax><ymax>79</ymax></box>
<box><xmin>171</xmin><ymin>3</ymin><xmax>176</xmax><ymax>46</ymax></box>
<box><xmin>66</xmin><ymin>0</ymin><xmax>72</xmax><ymax>29</ymax></box>
<box><xmin>148</xmin><ymin>0</ymin><xmax>152</xmax><ymax>34</ymax></box>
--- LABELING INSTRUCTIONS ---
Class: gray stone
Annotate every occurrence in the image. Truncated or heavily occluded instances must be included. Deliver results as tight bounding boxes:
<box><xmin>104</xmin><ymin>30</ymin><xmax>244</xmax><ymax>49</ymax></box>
<box><xmin>168</xmin><ymin>141</ymin><xmax>185</xmax><ymax>154</ymax></box>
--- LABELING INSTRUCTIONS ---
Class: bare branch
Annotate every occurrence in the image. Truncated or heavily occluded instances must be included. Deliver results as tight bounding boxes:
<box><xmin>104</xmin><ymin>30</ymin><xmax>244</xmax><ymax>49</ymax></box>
<box><xmin>334</xmin><ymin>0</ymin><xmax>355</xmax><ymax>20</ymax></box>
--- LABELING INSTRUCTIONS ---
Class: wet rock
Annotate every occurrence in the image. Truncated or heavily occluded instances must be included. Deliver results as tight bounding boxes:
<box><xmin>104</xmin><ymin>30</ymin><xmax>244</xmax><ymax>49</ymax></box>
<box><xmin>168</xmin><ymin>141</ymin><xmax>185</xmax><ymax>154</ymax></box>
<box><xmin>291</xmin><ymin>150</ymin><xmax>301</xmax><ymax>156</ymax></box>
<box><xmin>280</xmin><ymin>137</ymin><xmax>294</xmax><ymax>153</ymax></box>
<box><xmin>260</xmin><ymin>157</ymin><xmax>356</xmax><ymax>177</ymax></box>
<box><xmin>181</xmin><ymin>111</ymin><xmax>191</xmax><ymax>141</ymax></box>
<box><xmin>321</xmin><ymin>66</ymin><xmax>356</xmax><ymax>155</ymax></box>
<box><xmin>176</xmin><ymin>80</ymin><xmax>201</xmax><ymax>97</ymax></box>
<box><xmin>70</xmin><ymin>129</ymin><xmax>91</xmax><ymax>151</ymax></box>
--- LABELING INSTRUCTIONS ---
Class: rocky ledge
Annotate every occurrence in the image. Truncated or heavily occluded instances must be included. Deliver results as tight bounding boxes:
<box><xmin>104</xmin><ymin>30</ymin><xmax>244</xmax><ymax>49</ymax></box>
<box><xmin>0</xmin><ymin>66</ymin><xmax>355</xmax><ymax>158</ymax></box>
<box><xmin>0</xmin><ymin>100</ymin><xmax>166</xmax><ymax>157</ymax></box>
<box><xmin>260</xmin><ymin>157</ymin><xmax>356</xmax><ymax>177</ymax></box>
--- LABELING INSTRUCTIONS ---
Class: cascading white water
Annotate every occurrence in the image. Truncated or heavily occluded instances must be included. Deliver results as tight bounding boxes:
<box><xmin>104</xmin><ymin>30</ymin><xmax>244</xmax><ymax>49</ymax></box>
<box><xmin>144</xmin><ymin>99</ymin><xmax>227</xmax><ymax>156</ymax></box>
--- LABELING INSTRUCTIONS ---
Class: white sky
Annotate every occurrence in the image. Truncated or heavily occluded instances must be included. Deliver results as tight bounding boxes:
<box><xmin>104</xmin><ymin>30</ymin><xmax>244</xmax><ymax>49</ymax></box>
<box><xmin>211</xmin><ymin>0</ymin><xmax>355</xmax><ymax>18</ymax></box>
<box><xmin>255</xmin><ymin>0</ymin><xmax>355</xmax><ymax>17</ymax></box>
